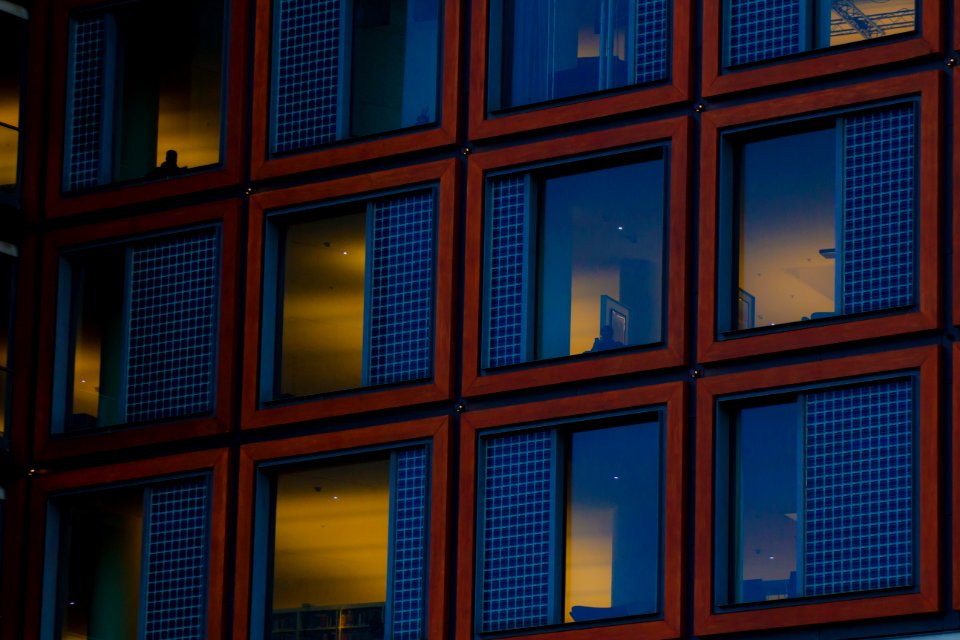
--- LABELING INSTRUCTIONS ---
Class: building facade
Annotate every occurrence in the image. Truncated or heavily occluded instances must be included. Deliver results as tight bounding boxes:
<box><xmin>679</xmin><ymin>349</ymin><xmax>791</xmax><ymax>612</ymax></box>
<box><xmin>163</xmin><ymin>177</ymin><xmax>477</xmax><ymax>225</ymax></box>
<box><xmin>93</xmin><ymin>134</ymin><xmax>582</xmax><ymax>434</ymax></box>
<box><xmin>0</xmin><ymin>0</ymin><xmax>958</xmax><ymax>639</ymax></box>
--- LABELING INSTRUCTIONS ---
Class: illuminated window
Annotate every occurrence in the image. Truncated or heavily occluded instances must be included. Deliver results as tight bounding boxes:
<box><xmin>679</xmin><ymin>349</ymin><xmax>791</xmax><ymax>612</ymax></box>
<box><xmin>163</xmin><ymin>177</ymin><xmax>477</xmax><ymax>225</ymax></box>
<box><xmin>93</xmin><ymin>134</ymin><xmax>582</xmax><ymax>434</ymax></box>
<box><xmin>270</xmin><ymin>0</ymin><xmax>442</xmax><ymax>154</ymax></box>
<box><xmin>260</xmin><ymin>188</ymin><xmax>436</xmax><ymax>401</ymax></box>
<box><xmin>0</xmin><ymin>2</ymin><xmax>26</xmax><ymax>201</ymax></box>
<box><xmin>252</xmin><ymin>446</ymin><xmax>430</xmax><ymax>640</ymax></box>
<box><xmin>719</xmin><ymin>101</ymin><xmax>916</xmax><ymax>333</ymax></box>
<box><xmin>62</xmin><ymin>0</ymin><xmax>224</xmax><ymax>191</ymax></box>
<box><xmin>724</xmin><ymin>0</ymin><xmax>916</xmax><ymax>67</ymax></box>
<box><xmin>483</xmin><ymin>150</ymin><xmax>665</xmax><ymax>369</ymax></box>
<box><xmin>714</xmin><ymin>376</ymin><xmax>916</xmax><ymax>605</ymax></box>
<box><xmin>476</xmin><ymin>416</ymin><xmax>662</xmax><ymax>631</ymax></box>
<box><xmin>46</xmin><ymin>475</ymin><xmax>212</xmax><ymax>640</ymax></box>
<box><xmin>487</xmin><ymin>0</ymin><xmax>669</xmax><ymax>111</ymax></box>
<box><xmin>52</xmin><ymin>228</ymin><xmax>220</xmax><ymax>431</ymax></box>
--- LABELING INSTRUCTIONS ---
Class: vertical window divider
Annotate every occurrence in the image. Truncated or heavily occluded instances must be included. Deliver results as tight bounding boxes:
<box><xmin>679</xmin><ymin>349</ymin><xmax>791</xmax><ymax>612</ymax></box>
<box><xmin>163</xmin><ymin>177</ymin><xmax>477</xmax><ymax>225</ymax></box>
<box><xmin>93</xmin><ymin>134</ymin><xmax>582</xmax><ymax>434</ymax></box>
<box><xmin>548</xmin><ymin>428</ymin><xmax>563</xmax><ymax>624</ymax></box>
<box><xmin>99</xmin><ymin>12</ymin><xmax>118</xmax><ymax>183</ymax></box>
<box><xmin>361</xmin><ymin>199</ymin><xmax>375</xmax><ymax>386</ymax></box>
<box><xmin>834</xmin><ymin>114</ymin><xmax>845</xmax><ymax>316</ymax></box>
<box><xmin>384</xmin><ymin>449</ymin><xmax>400</xmax><ymax>636</ymax></box>
<box><xmin>137</xmin><ymin>485</ymin><xmax>156</xmax><ymax>640</ymax></box>
<box><xmin>796</xmin><ymin>392</ymin><xmax>807</xmax><ymax>595</ymax></box>
<box><xmin>338</xmin><ymin>0</ymin><xmax>353</xmax><ymax>140</ymax></box>
<box><xmin>523</xmin><ymin>173</ymin><xmax>537</xmax><ymax>363</ymax></box>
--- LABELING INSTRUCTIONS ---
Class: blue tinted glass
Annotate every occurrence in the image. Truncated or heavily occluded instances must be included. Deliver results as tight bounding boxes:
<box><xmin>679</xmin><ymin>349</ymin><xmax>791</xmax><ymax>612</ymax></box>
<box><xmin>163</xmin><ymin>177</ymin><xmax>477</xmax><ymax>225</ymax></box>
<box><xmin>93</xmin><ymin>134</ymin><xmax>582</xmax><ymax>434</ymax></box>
<box><xmin>566</xmin><ymin>421</ymin><xmax>660</xmax><ymax>622</ymax></box>
<box><xmin>498</xmin><ymin>0</ymin><xmax>631</xmax><ymax>108</ymax></box>
<box><xmin>736</xmin><ymin>126</ymin><xmax>836</xmax><ymax>330</ymax></box>
<box><xmin>538</xmin><ymin>157</ymin><xmax>664</xmax><ymax>359</ymax></box>
<box><xmin>735</xmin><ymin>401</ymin><xmax>801</xmax><ymax>603</ymax></box>
<box><xmin>350</xmin><ymin>0</ymin><xmax>440</xmax><ymax>137</ymax></box>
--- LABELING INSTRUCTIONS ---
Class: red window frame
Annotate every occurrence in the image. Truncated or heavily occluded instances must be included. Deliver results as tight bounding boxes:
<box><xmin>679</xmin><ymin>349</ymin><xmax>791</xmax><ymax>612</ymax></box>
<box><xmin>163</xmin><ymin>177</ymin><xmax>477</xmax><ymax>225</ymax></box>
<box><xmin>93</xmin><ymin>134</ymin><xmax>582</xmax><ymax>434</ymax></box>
<box><xmin>232</xmin><ymin>416</ymin><xmax>452</xmax><ymax>639</ymax></box>
<box><xmin>250</xmin><ymin>0</ymin><xmax>461</xmax><ymax>181</ymax></box>
<box><xmin>468</xmin><ymin>0</ymin><xmax>692</xmax><ymax>140</ymax></box>
<box><xmin>43</xmin><ymin>0</ymin><xmax>250</xmax><ymax>218</ymax></box>
<box><xmin>32</xmin><ymin>201</ymin><xmax>243</xmax><ymax>460</ymax></box>
<box><xmin>0</xmin><ymin>478</ymin><xmax>26</xmax><ymax>640</ymax></box>
<box><xmin>22</xmin><ymin>449</ymin><xmax>231</xmax><ymax>640</ymax></box>
<box><xmin>456</xmin><ymin>383</ymin><xmax>686</xmax><ymax>640</ymax></box>
<box><xmin>702</xmin><ymin>1</ymin><xmax>942</xmax><ymax>97</ymax></box>
<box><xmin>697</xmin><ymin>71</ymin><xmax>941</xmax><ymax>364</ymax></box>
<box><xmin>242</xmin><ymin>160</ymin><xmax>457</xmax><ymax>429</ymax></box>
<box><xmin>462</xmin><ymin>118</ymin><xmax>690</xmax><ymax>397</ymax></box>
<box><xmin>693</xmin><ymin>346</ymin><xmax>940</xmax><ymax>635</ymax></box>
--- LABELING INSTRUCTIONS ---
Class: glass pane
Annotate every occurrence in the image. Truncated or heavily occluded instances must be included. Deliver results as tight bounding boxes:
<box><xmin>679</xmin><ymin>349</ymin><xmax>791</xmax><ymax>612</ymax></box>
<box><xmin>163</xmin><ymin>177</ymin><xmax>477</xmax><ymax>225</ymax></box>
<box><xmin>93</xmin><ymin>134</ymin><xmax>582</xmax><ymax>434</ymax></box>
<box><xmin>272</xmin><ymin>456</ymin><xmax>390</xmax><ymax>640</ymax></box>
<box><xmin>824</xmin><ymin>0</ymin><xmax>914</xmax><ymax>47</ymax></box>
<box><xmin>58</xmin><ymin>486</ymin><xmax>144</xmax><ymax>640</ymax></box>
<box><xmin>69</xmin><ymin>246</ymin><xmax>127</xmax><ymax>430</ymax></box>
<box><xmin>0</xmin><ymin>9</ymin><xmax>24</xmax><ymax>194</ymax></box>
<box><xmin>538</xmin><ymin>156</ymin><xmax>664</xmax><ymax>359</ymax></box>
<box><xmin>113</xmin><ymin>0</ymin><xmax>223</xmax><ymax>182</ymax></box>
<box><xmin>565</xmin><ymin>421</ymin><xmax>660</xmax><ymax>622</ymax></box>
<box><xmin>350</xmin><ymin>0</ymin><xmax>440</xmax><ymax>137</ymax></box>
<box><xmin>736</xmin><ymin>126</ymin><xmax>836</xmax><ymax>330</ymax></box>
<box><xmin>735</xmin><ymin>401</ymin><xmax>801</xmax><ymax>603</ymax></box>
<box><xmin>279</xmin><ymin>207</ymin><xmax>367</xmax><ymax>398</ymax></box>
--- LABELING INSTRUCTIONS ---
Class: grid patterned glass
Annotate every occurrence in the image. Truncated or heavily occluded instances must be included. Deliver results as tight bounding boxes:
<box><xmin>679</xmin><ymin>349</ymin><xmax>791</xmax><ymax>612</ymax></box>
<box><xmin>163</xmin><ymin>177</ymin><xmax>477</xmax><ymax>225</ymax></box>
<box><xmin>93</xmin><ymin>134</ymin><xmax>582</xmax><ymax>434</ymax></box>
<box><xmin>274</xmin><ymin>0</ymin><xmax>341</xmax><ymax>153</ymax></box>
<box><xmin>126</xmin><ymin>232</ymin><xmax>219</xmax><ymax>423</ymax></box>
<box><xmin>390</xmin><ymin>447</ymin><xmax>429</xmax><ymax>640</ymax></box>
<box><xmin>804</xmin><ymin>379</ymin><xmax>914</xmax><ymax>596</ymax></box>
<box><xmin>480</xmin><ymin>430</ymin><xmax>554</xmax><ymax>632</ymax></box>
<box><xmin>841</xmin><ymin>106</ymin><xmax>915</xmax><ymax>315</ymax></box>
<box><xmin>636</xmin><ymin>0</ymin><xmax>669</xmax><ymax>84</ymax></box>
<box><xmin>486</xmin><ymin>176</ymin><xmax>527</xmax><ymax>369</ymax></box>
<box><xmin>367</xmin><ymin>192</ymin><xmax>434</xmax><ymax>386</ymax></box>
<box><xmin>141</xmin><ymin>478</ymin><xmax>210</xmax><ymax>640</ymax></box>
<box><xmin>728</xmin><ymin>0</ymin><xmax>802</xmax><ymax>66</ymax></box>
<box><xmin>67</xmin><ymin>15</ymin><xmax>106</xmax><ymax>191</ymax></box>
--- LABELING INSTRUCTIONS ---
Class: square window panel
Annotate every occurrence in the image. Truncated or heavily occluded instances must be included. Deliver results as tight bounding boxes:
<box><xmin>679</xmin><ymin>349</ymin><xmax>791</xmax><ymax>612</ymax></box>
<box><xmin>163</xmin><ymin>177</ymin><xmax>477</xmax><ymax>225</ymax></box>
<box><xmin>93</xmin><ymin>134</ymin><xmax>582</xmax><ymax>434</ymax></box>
<box><xmin>261</xmin><ymin>188</ymin><xmax>435</xmax><ymax>401</ymax></box>
<box><xmin>52</xmin><ymin>227</ymin><xmax>221</xmax><ymax>432</ymax></box>
<box><xmin>62</xmin><ymin>0</ymin><xmax>225</xmax><ymax>191</ymax></box>
<box><xmin>697</xmin><ymin>73</ymin><xmax>940</xmax><ymax>362</ymax></box>
<box><xmin>693</xmin><ymin>347</ymin><xmax>940</xmax><ymax>634</ymax></box>
<box><xmin>484</xmin><ymin>154</ymin><xmax>666</xmax><ymax>368</ymax></box>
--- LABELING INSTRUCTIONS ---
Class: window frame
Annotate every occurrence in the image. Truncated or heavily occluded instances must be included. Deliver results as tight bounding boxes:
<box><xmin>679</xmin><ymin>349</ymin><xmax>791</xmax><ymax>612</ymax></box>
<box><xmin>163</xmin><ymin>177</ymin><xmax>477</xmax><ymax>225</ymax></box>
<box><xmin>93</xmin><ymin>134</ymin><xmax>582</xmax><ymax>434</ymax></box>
<box><xmin>702</xmin><ymin>0</ymin><xmax>941</xmax><ymax>97</ymax></box>
<box><xmin>697</xmin><ymin>72</ymin><xmax>940</xmax><ymax>364</ymax></box>
<box><xmin>456</xmin><ymin>383</ymin><xmax>684</xmax><ymax>640</ymax></box>
<box><xmin>468</xmin><ymin>0</ymin><xmax>690</xmax><ymax>140</ymax></box>
<box><xmin>693</xmin><ymin>346</ymin><xmax>940</xmax><ymax>634</ymax></box>
<box><xmin>0</xmin><ymin>2</ymin><xmax>28</xmax><ymax>209</ymax></box>
<box><xmin>242</xmin><ymin>160</ymin><xmax>456</xmax><ymax>430</ymax></box>
<box><xmin>250</xmin><ymin>0</ymin><xmax>460</xmax><ymax>181</ymax></box>
<box><xmin>233</xmin><ymin>416</ymin><xmax>451</xmax><ymax>640</ymax></box>
<box><xmin>463</xmin><ymin>119</ymin><xmax>689</xmax><ymax>397</ymax></box>
<box><xmin>32</xmin><ymin>201</ymin><xmax>242</xmax><ymax>460</ymax></box>
<box><xmin>43</xmin><ymin>0</ymin><xmax>249</xmax><ymax>218</ymax></box>
<box><xmin>23</xmin><ymin>449</ymin><xmax>230</xmax><ymax>640</ymax></box>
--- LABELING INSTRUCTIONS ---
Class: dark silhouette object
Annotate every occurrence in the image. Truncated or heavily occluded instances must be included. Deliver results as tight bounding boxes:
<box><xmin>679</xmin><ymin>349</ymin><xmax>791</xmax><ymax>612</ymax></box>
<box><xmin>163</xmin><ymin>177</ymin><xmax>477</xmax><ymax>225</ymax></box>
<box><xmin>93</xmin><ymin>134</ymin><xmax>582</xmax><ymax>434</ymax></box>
<box><xmin>147</xmin><ymin>149</ymin><xmax>188</xmax><ymax>179</ymax></box>
<box><xmin>590</xmin><ymin>324</ymin><xmax>625</xmax><ymax>353</ymax></box>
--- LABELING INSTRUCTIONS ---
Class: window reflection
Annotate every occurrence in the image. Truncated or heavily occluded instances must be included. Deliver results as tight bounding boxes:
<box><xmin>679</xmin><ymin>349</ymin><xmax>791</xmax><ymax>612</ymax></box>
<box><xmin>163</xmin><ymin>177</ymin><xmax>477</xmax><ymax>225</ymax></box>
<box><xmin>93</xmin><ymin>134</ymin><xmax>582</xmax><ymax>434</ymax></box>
<box><xmin>565</xmin><ymin>422</ymin><xmax>660</xmax><ymax>621</ymax></box>
<box><xmin>735</xmin><ymin>126</ymin><xmax>836</xmax><ymax>329</ymax></box>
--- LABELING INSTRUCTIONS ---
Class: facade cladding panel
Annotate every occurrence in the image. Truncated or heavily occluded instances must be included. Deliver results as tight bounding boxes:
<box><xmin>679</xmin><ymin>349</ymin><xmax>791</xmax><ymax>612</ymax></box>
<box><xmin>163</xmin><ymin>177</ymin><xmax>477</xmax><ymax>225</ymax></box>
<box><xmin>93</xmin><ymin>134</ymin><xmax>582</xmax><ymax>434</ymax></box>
<box><xmin>8</xmin><ymin>0</ymin><xmax>950</xmax><ymax>639</ymax></box>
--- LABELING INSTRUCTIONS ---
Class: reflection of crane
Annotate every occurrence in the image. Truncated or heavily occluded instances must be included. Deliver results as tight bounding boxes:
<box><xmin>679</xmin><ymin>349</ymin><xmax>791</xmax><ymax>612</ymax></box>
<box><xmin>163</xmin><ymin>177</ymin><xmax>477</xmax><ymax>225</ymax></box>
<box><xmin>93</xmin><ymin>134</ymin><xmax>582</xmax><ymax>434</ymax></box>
<box><xmin>830</xmin><ymin>1</ymin><xmax>914</xmax><ymax>40</ymax></box>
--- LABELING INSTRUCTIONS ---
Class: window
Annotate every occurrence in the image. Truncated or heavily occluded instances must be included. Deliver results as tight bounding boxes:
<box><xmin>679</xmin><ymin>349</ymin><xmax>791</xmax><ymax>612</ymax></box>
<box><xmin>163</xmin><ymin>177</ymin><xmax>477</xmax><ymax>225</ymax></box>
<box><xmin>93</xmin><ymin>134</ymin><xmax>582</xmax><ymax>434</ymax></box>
<box><xmin>0</xmin><ymin>242</ymin><xmax>15</xmax><ymax>441</ymax></box>
<box><xmin>52</xmin><ymin>227</ymin><xmax>220</xmax><ymax>432</ymax></box>
<box><xmin>0</xmin><ymin>2</ymin><xmax>26</xmax><ymax>201</ymax></box>
<box><xmin>487</xmin><ymin>0</ymin><xmax>668</xmax><ymax>111</ymax></box>
<box><xmin>270</xmin><ymin>0</ymin><xmax>442</xmax><ymax>154</ymax></box>
<box><xmin>45</xmin><ymin>474</ymin><xmax>212</xmax><ymax>640</ymax></box>
<box><xmin>475</xmin><ymin>416</ymin><xmax>663</xmax><ymax>632</ymax></box>
<box><xmin>719</xmin><ymin>102</ymin><xmax>916</xmax><ymax>334</ymax></box>
<box><xmin>483</xmin><ymin>150</ymin><xmax>666</xmax><ymax>369</ymax></box>
<box><xmin>62</xmin><ymin>0</ymin><xmax>225</xmax><ymax>191</ymax></box>
<box><xmin>251</xmin><ymin>445</ymin><xmax>430</xmax><ymax>640</ymax></box>
<box><xmin>260</xmin><ymin>188</ymin><xmax>436</xmax><ymax>402</ymax></box>
<box><xmin>713</xmin><ymin>376</ymin><xmax>916</xmax><ymax>606</ymax></box>
<box><xmin>725</xmin><ymin>0</ymin><xmax>916</xmax><ymax>67</ymax></box>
